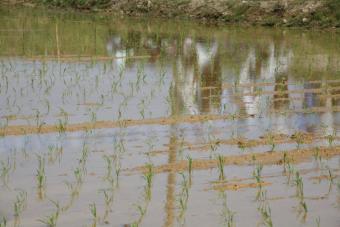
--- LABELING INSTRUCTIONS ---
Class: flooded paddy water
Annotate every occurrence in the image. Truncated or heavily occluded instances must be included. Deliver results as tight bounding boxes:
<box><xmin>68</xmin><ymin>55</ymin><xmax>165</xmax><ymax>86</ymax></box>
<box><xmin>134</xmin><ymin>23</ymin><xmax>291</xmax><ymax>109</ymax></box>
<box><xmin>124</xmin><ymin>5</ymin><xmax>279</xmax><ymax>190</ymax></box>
<box><xmin>0</xmin><ymin>7</ymin><xmax>340</xmax><ymax>227</ymax></box>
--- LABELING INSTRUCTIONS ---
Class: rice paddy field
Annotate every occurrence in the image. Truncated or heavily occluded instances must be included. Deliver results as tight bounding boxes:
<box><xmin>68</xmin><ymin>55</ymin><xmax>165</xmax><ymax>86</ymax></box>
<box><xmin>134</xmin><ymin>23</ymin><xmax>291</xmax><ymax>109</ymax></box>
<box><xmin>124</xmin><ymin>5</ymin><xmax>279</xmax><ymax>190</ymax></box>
<box><xmin>0</xmin><ymin>7</ymin><xmax>340</xmax><ymax>227</ymax></box>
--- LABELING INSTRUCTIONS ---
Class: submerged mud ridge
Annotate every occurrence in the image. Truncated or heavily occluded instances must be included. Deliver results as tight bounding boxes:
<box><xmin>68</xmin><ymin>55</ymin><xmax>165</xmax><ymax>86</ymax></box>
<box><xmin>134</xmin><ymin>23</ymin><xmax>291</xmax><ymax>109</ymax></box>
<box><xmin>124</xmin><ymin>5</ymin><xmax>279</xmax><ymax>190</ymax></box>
<box><xmin>211</xmin><ymin>181</ymin><xmax>272</xmax><ymax>191</ymax></box>
<box><xmin>2</xmin><ymin>104</ymin><xmax>340</xmax><ymax>136</ymax></box>
<box><xmin>0</xmin><ymin>114</ymin><xmax>233</xmax><ymax>136</ymax></box>
<box><xmin>129</xmin><ymin>145</ymin><xmax>340</xmax><ymax>174</ymax></box>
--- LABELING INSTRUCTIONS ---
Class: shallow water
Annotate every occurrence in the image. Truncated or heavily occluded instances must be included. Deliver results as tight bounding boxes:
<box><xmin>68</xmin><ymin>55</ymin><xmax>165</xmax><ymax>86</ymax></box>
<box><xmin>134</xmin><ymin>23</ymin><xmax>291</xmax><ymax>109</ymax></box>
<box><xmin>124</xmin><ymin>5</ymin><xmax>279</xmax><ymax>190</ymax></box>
<box><xmin>0</xmin><ymin>7</ymin><xmax>340</xmax><ymax>227</ymax></box>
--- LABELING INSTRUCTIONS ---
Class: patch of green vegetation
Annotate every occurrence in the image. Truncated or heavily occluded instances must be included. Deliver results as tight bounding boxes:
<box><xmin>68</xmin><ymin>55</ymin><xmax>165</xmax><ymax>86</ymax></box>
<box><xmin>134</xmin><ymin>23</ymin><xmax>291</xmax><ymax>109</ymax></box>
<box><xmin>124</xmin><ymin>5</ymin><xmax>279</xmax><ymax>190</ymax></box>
<box><xmin>261</xmin><ymin>17</ymin><xmax>280</xmax><ymax>27</ymax></box>
<box><xmin>309</xmin><ymin>0</ymin><xmax>340</xmax><ymax>27</ymax></box>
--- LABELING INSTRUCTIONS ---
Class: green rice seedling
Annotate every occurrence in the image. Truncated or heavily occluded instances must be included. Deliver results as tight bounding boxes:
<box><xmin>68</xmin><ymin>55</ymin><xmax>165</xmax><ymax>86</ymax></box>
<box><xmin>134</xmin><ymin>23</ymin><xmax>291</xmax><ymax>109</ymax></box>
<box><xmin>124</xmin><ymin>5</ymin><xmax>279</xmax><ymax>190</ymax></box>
<box><xmin>47</xmin><ymin>145</ymin><xmax>63</xmax><ymax>164</ymax></box>
<box><xmin>326</xmin><ymin>130</ymin><xmax>336</xmax><ymax>148</ymax></box>
<box><xmin>219</xmin><ymin>192</ymin><xmax>235</xmax><ymax>227</ymax></box>
<box><xmin>131</xmin><ymin>202</ymin><xmax>147</xmax><ymax>227</ymax></box>
<box><xmin>74</xmin><ymin>167</ymin><xmax>84</xmax><ymax>185</ymax></box>
<box><xmin>258</xmin><ymin>202</ymin><xmax>273</xmax><ymax>227</ymax></box>
<box><xmin>292</xmin><ymin>131</ymin><xmax>304</xmax><ymax>150</ymax></box>
<box><xmin>138</xmin><ymin>99</ymin><xmax>146</xmax><ymax>119</ymax></box>
<box><xmin>89</xmin><ymin>202</ymin><xmax>97</xmax><ymax>224</ymax></box>
<box><xmin>100</xmin><ymin>189</ymin><xmax>114</xmax><ymax>220</ymax></box>
<box><xmin>253</xmin><ymin>164</ymin><xmax>265</xmax><ymax>201</ymax></box>
<box><xmin>237</xmin><ymin>140</ymin><xmax>247</xmax><ymax>153</ymax></box>
<box><xmin>36</xmin><ymin>155</ymin><xmax>46</xmax><ymax>190</ymax></box>
<box><xmin>253</xmin><ymin>164</ymin><xmax>263</xmax><ymax>184</ymax></box>
<box><xmin>64</xmin><ymin>181</ymin><xmax>80</xmax><ymax>199</ymax></box>
<box><xmin>90</xmin><ymin>111</ymin><xmax>97</xmax><ymax>124</ymax></box>
<box><xmin>39</xmin><ymin>210</ymin><xmax>58</xmax><ymax>227</ymax></box>
<box><xmin>313</xmin><ymin>147</ymin><xmax>321</xmax><ymax>166</ymax></box>
<box><xmin>286</xmin><ymin>163</ymin><xmax>295</xmax><ymax>185</ymax></box>
<box><xmin>299</xmin><ymin>200</ymin><xmax>308</xmax><ymax>213</ymax></box>
<box><xmin>217</xmin><ymin>155</ymin><xmax>225</xmax><ymax>181</ymax></box>
<box><xmin>296</xmin><ymin>198</ymin><xmax>308</xmax><ymax>222</ymax></box>
<box><xmin>0</xmin><ymin>158</ymin><xmax>11</xmax><ymax>185</ymax></box>
<box><xmin>266</xmin><ymin>133</ymin><xmax>275</xmax><ymax>152</ymax></box>
<box><xmin>316</xmin><ymin>216</ymin><xmax>320</xmax><ymax>227</ymax></box>
<box><xmin>37</xmin><ymin>121</ymin><xmax>46</xmax><ymax>133</ymax></box>
<box><xmin>143</xmin><ymin>164</ymin><xmax>154</xmax><ymax>200</ymax></box>
<box><xmin>103</xmin><ymin>155</ymin><xmax>114</xmax><ymax>181</ymax></box>
<box><xmin>38</xmin><ymin>200</ymin><xmax>60</xmax><ymax>227</ymax></box>
<box><xmin>0</xmin><ymin>117</ymin><xmax>8</xmax><ymax>134</ymax></box>
<box><xmin>187</xmin><ymin>155</ymin><xmax>192</xmax><ymax>178</ymax></box>
<box><xmin>0</xmin><ymin>217</ymin><xmax>6</xmax><ymax>227</ymax></box>
<box><xmin>224</xmin><ymin>209</ymin><xmax>235</xmax><ymax>227</ymax></box>
<box><xmin>56</xmin><ymin>119</ymin><xmax>67</xmax><ymax>135</ymax></box>
<box><xmin>210</xmin><ymin>140</ymin><xmax>220</xmax><ymax>153</ymax></box>
<box><xmin>282</xmin><ymin>151</ymin><xmax>288</xmax><ymax>173</ymax></box>
<box><xmin>79</xmin><ymin>143</ymin><xmax>89</xmax><ymax>172</ymax></box>
<box><xmin>14</xmin><ymin>190</ymin><xmax>27</xmax><ymax>217</ymax></box>
<box><xmin>177</xmin><ymin>173</ymin><xmax>190</xmax><ymax>223</ymax></box>
<box><xmin>294</xmin><ymin>171</ymin><xmax>304</xmax><ymax>198</ymax></box>
<box><xmin>114</xmin><ymin>156</ymin><xmax>121</xmax><ymax>187</ymax></box>
<box><xmin>325</xmin><ymin>166</ymin><xmax>335</xmax><ymax>184</ymax></box>
<box><xmin>9</xmin><ymin>149</ymin><xmax>17</xmax><ymax>172</ymax></box>
<box><xmin>62</xmin><ymin>181</ymin><xmax>80</xmax><ymax>212</ymax></box>
<box><xmin>136</xmin><ymin>204</ymin><xmax>146</xmax><ymax>219</ymax></box>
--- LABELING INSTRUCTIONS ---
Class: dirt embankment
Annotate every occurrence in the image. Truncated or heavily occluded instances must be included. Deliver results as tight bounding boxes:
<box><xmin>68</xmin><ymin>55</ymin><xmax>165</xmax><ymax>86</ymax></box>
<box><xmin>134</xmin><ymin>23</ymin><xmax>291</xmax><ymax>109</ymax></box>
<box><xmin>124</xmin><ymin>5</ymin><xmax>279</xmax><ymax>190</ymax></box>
<box><xmin>2</xmin><ymin>0</ymin><xmax>340</xmax><ymax>28</ymax></box>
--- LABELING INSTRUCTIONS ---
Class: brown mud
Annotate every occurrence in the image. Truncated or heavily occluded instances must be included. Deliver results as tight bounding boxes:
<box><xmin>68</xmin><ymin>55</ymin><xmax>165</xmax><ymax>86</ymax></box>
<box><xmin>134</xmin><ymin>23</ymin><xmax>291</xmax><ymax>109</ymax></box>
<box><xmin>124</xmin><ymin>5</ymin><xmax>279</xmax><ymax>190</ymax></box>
<box><xmin>129</xmin><ymin>145</ymin><xmax>340</xmax><ymax>174</ymax></box>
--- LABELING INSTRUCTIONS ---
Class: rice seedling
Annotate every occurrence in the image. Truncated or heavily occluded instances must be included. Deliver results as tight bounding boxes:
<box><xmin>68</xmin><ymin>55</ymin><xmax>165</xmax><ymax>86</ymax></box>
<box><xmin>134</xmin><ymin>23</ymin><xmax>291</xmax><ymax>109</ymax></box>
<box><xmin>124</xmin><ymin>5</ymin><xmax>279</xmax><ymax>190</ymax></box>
<box><xmin>291</xmin><ymin>131</ymin><xmax>304</xmax><ymax>150</ymax></box>
<box><xmin>186</xmin><ymin>155</ymin><xmax>192</xmax><ymax>178</ymax></box>
<box><xmin>14</xmin><ymin>190</ymin><xmax>27</xmax><ymax>217</ymax></box>
<box><xmin>36</xmin><ymin>154</ymin><xmax>46</xmax><ymax>190</ymax></box>
<box><xmin>56</xmin><ymin>119</ymin><xmax>67</xmax><ymax>135</ymax></box>
<box><xmin>0</xmin><ymin>217</ymin><xmax>7</xmax><ymax>227</ymax></box>
<box><xmin>316</xmin><ymin>216</ymin><xmax>320</xmax><ymax>227</ymax></box>
<box><xmin>143</xmin><ymin>163</ymin><xmax>154</xmax><ymax>200</ymax></box>
<box><xmin>325</xmin><ymin>166</ymin><xmax>335</xmax><ymax>184</ymax></box>
<box><xmin>282</xmin><ymin>151</ymin><xmax>288</xmax><ymax>173</ymax></box>
<box><xmin>89</xmin><ymin>202</ymin><xmax>98</xmax><ymax>225</ymax></box>
<box><xmin>326</xmin><ymin>130</ymin><xmax>336</xmax><ymax>148</ymax></box>
<box><xmin>38</xmin><ymin>200</ymin><xmax>60</xmax><ymax>227</ymax></box>
<box><xmin>237</xmin><ymin>140</ymin><xmax>247</xmax><ymax>153</ymax></box>
<box><xmin>139</xmin><ymin>99</ymin><xmax>146</xmax><ymax>119</ymax></box>
<box><xmin>74</xmin><ymin>167</ymin><xmax>84</xmax><ymax>185</ymax></box>
<box><xmin>103</xmin><ymin>155</ymin><xmax>114</xmax><ymax>181</ymax></box>
<box><xmin>79</xmin><ymin>143</ymin><xmax>89</xmax><ymax>171</ymax></box>
<box><xmin>258</xmin><ymin>202</ymin><xmax>273</xmax><ymax>227</ymax></box>
<box><xmin>286</xmin><ymin>162</ymin><xmax>296</xmax><ymax>185</ymax></box>
<box><xmin>253</xmin><ymin>164</ymin><xmax>263</xmax><ymax>184</ymax></box>
<box><xmin>100</xmin><ymin>189</ymin><xmax>114</xmax><ymax>221</ymax></box>
<box><xmin>90</xmin><ymin>111</ymin><xmax>97</xmax><ymax>124</ymax></box>
<box><xmin>266</xmin><ymin>133</ymin><xmax>276</xmax><ymax>152</ymax></box>
<box><xmin>47</xmin><ymin>145</ymin><xmax>63</xmax><ymax>164</ymax></box>
<box><xmin>217</xmin><ymin>155</ymin><xmax>225</xmax><ymax>181</ymax></box>
<box><xmin>253</xmin><ymin>164</ymin><xmax>265</xmax><ymax>201</ymax></box>
<box><xmin>313</xmin><ymin>147</ymin><xmax>321</xmax><ymax>166</ymax></box>
<box><xmin>0</xmin><ymin>158</ymin><xmax>11</xmax><ymax>185</ymax></box>
<box><xmin>294</xmin><ymin>171</ymin><xmax>304</xmax><ymax>198</ymax></box>
<box><xmin>136</xmin><ymin>204</ymin><xmax>146</xmax><ymax>219</ymax></box>
<box><xmin>177</xmin><ymin>172</ymin><xmax>190</xmax><ymax>225</ymax></box>
<box><xmin>64</xmin><ymin>181</ymin><xmax>80</xmax><ymax>199</ymax></box>
<box><xmin>114</xmin><ymin>159</ymin><xmax>121</xmax><ymax>187</ymax></box>
<box><xmin>219</xmin><ymin>191</ymin><xmax>235</xmax><ymax>227</ymax></box>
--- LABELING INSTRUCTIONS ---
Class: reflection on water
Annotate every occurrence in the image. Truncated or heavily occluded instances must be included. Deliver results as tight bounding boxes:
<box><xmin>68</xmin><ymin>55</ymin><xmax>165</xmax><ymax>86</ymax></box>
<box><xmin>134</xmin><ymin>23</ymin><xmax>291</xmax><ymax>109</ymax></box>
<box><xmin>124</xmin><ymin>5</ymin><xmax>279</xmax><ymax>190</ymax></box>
<box><xmin>0</xmin><ymin>9</ymin><xmax>340</xmax><ymax>135</ymax></box>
